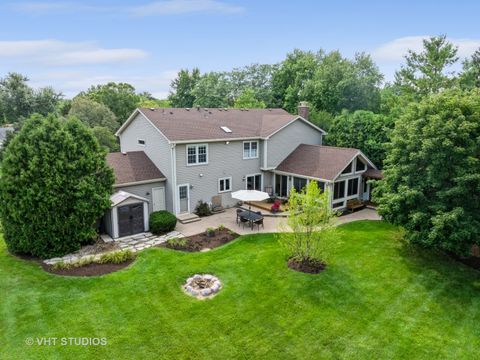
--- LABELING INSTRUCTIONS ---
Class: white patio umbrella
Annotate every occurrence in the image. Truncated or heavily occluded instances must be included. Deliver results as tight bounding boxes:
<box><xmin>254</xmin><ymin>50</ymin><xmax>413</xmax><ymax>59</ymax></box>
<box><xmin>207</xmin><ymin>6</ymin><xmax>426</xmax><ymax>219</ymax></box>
<box><xmin>231</xmin><ymin>190</ymin><xmax>270</xmax><ymax>215</ymax></box>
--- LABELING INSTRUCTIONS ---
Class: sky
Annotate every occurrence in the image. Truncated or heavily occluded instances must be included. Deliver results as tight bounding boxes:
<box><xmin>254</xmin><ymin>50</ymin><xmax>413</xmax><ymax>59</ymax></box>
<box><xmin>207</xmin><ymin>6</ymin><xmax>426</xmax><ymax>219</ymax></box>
<box><xmin>1</xmin><ymin>0</ymin><xmax>480</xmax><ymax>98</ymax></box>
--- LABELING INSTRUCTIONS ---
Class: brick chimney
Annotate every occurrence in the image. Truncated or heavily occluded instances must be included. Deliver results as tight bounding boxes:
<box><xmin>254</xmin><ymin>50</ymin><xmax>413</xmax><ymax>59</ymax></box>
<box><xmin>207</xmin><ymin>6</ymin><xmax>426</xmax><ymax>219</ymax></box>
<box><xmin>297</xmin><ymin>101</ymin><xmax>309</xmax><ymax>120</ymax></box>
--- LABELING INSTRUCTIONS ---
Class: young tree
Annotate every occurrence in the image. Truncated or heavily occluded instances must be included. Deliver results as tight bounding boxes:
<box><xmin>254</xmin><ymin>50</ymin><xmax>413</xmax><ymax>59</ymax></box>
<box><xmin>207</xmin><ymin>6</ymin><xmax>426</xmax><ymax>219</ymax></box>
<box><xmin>279</xmin><ymin>181</ymin><xmax>337</xmax><ymax>270</ymax></box>
<box><xmin>168</xmin><ymin>68</ymin><xmax>201</xmax><ymax>108</ymax></box>
<box><xmin>80</xmin><ymin>82</ymin><xmax>141</xmax><ymax>125</ymax></box>
<box><xmin>326</xmin><ymin>110</ymin><xmax>393</xmax><ymax>167</ymax></box>
<box><xmin>394</xmin><ymin>35</ymin><xmax>458</xmax><ymax>97</ymax></box>
<box><xmin>374</xmin><ymin>89</ymin><xmax>480</xmax><ymax>256</ymax></box>
<box><xmin>68</xmin><ymin>97</ymin><xmax>119</xmax><ymax>132</ymax></box>
<box><xmin>233</xmin><ymin>88</ymin><xmax>266</xmax><ymax>109</ymax></box>
<box><xmin>0</xmin><ymin>114</ymin><xmax>114</xmax><ymax>258</ymax></box>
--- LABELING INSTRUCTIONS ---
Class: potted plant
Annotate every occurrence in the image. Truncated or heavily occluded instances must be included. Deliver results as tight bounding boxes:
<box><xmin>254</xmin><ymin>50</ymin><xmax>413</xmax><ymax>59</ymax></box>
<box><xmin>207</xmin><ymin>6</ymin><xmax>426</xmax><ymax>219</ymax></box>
<box><xmin>206</xmin><ymin>227</ymin><xmax>216</xmax><ymax>237</ymax></box>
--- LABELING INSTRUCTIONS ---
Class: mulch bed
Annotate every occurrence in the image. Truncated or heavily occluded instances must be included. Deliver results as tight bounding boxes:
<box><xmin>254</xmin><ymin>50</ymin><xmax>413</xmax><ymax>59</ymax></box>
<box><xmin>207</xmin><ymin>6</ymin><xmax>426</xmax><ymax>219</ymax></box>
<box><xmin>41</xmin><ymin>260</ymin><xmax>135</xmax><ymax>277</ymax></box>
<box><xmin>287</xmin><ymin>257</ymin><xmax>326</xmax><ymax>274</ymax></box>
<box><xmin>163</xmin><ymin>228</ymin><xmax>239</xmax><ymax>252</ymax></box>
<box><xmin>448</xmin><ymin>253</ymin><xmax>480</xmax><ymax>271</ymax></box>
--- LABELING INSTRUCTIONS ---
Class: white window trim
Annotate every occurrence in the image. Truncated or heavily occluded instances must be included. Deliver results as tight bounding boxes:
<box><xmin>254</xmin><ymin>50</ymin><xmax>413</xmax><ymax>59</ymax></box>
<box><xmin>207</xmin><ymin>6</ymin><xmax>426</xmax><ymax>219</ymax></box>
<box><xmin>346</xmin><ymin>177</ymin><xmax>360</xmax><ymax>197</ymax></box>
<box><xmin>137</xmin><ymin>138</ymin><xmax>146</xmax><ymax>146</ymax></box>
<box><xmin>333</xmin><ymin>176</ymin><xmax>361</xmax><ymax>205</ymax></box>
<box><xmin>245</xmin><ymin>173</ymin><xmax>263</xmax><ymax>191</ymax></box>
<box><xmin>340</xmin><ymin>161</ymin><xmax>354</xmax><ymax>176</ymax></box>
<box><xmin>186</xmin><ymin>143</ymin><xmax>209</xmax><ymax>166</ymax></box>
<box><xmin>333</xmin><ymin>179</ymin><xmax>346</xmax><ymax>200</ymax></box>
<box><xmin>218</xmin><ymin>176</ymin><xmax>233</xmax><ymax>193</ymax></box>
<box><xmin>355</xmin><ymin>157</ymin><xmax>367</xmax><ymax>173</ymax></box>
<box><xmin>243</xmin><ymin>141</ymin><xmax>259</xmax><ymax>159</ymax></box>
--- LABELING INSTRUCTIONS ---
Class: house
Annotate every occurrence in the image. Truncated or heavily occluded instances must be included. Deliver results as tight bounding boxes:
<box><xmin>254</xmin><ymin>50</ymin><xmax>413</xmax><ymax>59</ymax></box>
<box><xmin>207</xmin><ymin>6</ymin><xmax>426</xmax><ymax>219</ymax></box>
<box><xmin>103</xmin><ymin>103</ymin><xmax>379</xmax><ymax>238</ymax></box>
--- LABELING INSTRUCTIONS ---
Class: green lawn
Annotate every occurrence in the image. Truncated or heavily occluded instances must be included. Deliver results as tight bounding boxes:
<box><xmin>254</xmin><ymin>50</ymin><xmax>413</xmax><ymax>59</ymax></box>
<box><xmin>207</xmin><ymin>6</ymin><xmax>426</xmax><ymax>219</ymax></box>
<box><xmin>1</xmin><ymin>221</ymin><xmax>480</xmax><ymax>359</ymax></box>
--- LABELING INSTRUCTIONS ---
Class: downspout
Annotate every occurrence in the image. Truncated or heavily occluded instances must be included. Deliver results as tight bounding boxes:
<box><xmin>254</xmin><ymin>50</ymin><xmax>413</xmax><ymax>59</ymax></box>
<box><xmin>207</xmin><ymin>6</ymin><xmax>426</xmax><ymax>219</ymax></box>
<box><xmin>170</xmin><ymin>143</ymin><xmax>177</xmax><ymax>214</ymax></box>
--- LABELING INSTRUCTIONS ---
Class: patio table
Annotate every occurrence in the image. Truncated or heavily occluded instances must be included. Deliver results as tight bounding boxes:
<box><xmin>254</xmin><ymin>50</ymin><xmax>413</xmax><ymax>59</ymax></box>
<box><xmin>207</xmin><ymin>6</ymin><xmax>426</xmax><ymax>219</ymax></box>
<box><xmin>239</xmin><ymin>210</ymin><xmax>263</xmax><ymax>230</ymax></box>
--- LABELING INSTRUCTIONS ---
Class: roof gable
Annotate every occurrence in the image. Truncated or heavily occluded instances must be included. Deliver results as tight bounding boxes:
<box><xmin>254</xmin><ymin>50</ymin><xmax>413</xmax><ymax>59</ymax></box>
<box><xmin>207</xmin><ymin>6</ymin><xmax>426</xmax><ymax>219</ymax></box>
<box><xmin>275</xmin><ymin>144</ymin><xmax>376</xmax><ymax>181</ymax></box>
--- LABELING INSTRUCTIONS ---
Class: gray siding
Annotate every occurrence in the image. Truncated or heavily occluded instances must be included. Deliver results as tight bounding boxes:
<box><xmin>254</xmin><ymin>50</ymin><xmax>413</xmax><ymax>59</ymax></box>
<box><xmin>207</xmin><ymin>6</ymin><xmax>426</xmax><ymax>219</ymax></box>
<box><xmin>175</xmin><ymin>140</ymin><xmax>262</xmax><ymax>210</ymax></box>
<box><xmin>119</xmin><ymin>113</ymin><xmax>174</xmax><ymax>212</ymax></box>
<box><xmin>115</xmin><ymin>181</ymin><xmax>165</xmax><ymax>214</ymax></box>
<box><xmin>267</xmin><ymin>120</ymin><xmax>323</xmax><ymax>168</ymax></box>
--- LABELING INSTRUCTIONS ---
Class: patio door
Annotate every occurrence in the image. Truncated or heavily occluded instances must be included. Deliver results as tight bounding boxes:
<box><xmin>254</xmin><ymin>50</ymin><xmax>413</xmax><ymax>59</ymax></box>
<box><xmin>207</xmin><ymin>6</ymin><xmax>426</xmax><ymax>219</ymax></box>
<box><xmin>275</xmin><ymin>175</ymin><xmax>288</xmax><ymax>197</ymax></box>
<box><xmin>178</xmin><ymin>184</ymin><xmax>189</xmax><ymax>213</ymax></box>
<box><xmin>246</xmin><ymin>174</ymin><xmax>262</xmax><ymax>191</ymax></box>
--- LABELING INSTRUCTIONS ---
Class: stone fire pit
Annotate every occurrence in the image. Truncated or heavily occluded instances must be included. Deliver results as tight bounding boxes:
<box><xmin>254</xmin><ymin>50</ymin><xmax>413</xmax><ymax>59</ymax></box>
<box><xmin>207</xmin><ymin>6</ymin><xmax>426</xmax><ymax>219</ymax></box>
<box><xmin>183</xmin><ymin>274</ymin><xmax>222</xmax><ymax>299</ymax></box>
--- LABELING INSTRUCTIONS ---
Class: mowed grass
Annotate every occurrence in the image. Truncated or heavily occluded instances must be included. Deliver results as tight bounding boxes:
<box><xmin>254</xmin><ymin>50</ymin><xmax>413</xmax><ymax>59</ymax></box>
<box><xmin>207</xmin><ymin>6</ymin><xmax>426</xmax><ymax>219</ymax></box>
<box><xmin>1</xmin><ymin>221</ymin><xmax>480</xmax><ymax>359</ymax></box>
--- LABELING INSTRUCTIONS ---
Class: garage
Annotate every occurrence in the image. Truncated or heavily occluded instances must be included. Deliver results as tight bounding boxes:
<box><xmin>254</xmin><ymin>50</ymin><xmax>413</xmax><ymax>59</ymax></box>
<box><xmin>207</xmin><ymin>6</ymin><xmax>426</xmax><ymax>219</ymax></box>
<box><xmin>104</xmin><ymin>191</ymin><xmax>150</xmax><ymax>239</ymax></box>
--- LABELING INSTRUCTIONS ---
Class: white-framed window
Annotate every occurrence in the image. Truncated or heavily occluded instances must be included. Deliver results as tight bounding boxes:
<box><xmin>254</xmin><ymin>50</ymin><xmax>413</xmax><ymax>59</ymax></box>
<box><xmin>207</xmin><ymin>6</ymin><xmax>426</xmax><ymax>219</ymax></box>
<box><xmin>355</xmin><ymin>158</ymin><xmax>366</xmax><ymax>172</ymax></box>
<box><xmin>138</xmin><ymin>139</ymin><xmax>146</xmax><ymax>146</ymax></box>
<box><xmin>186</xmin><ymin>144</ymin><xmax>208</xmax><ymax>165</ymax></box>
<box><xmin>333</xmin><ymin>180</ymin><xmax>346</xmax><ymax>200</ymax></box>
<box><xmin>347</xmin><ymin>177</ymin><xmax>359</xmax><ymax>196</ymax></box>
<box><xmin>341</xmin><ymin>161</ymin><xmax>353</xmax><ymax>175</ymax></box>
<box><xmin>243</xmin><ymin>141</ymin><xmax>258</xmax><ymax>159</ymax></box>
<box><xmin>218</xmin><ymin>177</ymin><xmax>232</xmax><ymax>193</ymax></box>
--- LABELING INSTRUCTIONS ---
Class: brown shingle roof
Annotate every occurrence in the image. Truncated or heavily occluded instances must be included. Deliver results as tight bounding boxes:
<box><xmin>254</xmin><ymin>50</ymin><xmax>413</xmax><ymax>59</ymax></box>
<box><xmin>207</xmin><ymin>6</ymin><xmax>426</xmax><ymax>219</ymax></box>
<box><xmin>363</xmin><ymin>168</ymin><xmax>383</xmax><ymax>179</ymax></box>
<box><xmin>106</xmin><ymin>151</ymin><xmax>165</xmax><ymax>186</ymax></box>
<box><xmin>276</xmin><ymin>144</ymin><xmax>360</xmax><ymax>181</ymax></box>
<box><xmin>130</xmin><ymin>108</ymin><xmax>316</xmax><ymax>141</ymax></box>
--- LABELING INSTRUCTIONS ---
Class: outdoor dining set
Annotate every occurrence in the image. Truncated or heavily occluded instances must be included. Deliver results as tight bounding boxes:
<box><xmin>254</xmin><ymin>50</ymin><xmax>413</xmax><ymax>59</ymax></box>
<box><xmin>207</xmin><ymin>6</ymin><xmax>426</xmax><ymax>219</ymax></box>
<box><xmin>231</xmin><ymin>189</ymin><xmax>269</xmax><ymax>231</ymax></box>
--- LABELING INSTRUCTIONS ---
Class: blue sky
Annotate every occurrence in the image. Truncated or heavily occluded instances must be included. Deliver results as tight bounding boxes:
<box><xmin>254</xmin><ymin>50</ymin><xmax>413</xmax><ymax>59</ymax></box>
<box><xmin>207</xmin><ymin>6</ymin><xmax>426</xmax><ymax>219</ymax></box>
<box><xmin>1</xmin><ymin>0</ymin><xmax>479</xmax><ymax>98</ymax></box>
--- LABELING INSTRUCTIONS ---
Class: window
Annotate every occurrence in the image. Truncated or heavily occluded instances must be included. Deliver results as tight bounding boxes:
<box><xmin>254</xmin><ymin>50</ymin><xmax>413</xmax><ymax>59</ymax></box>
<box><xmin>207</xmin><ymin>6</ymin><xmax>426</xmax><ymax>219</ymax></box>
<box><xmin>218</xmin><ymin>177</ymin><xmax>232</xmax><ymax>193</ymax></box>
<box><xmin>333</xmin><ymin>180</ymin><xmax>345</xmax><ymax>200</ymax></box>
<box><xmin>332</xmin><ymin>201</ymin><xmax>345</xmax><ymax>209</ymax></box>
<box><xmin>341</xmin><ymin>162</ymin><xmax>353</xmax><ymax>174</ymax></box>
<box><xmin>246</xmin><ymin>174</ymin><xmax>262</xmax><ymax>190</ymax></box>
<box><xmin>138</xmin><ymin>139</ymin><xmax>145</xmax><ymax>145</ymax></box>
<box><xmin>186</xmin><ymin>144</ymin><xmax>208</xmax><ymax>165</ymax></box>
<box><xmin>243</xmin><ymin>141</ymin><xmax>258</xmax><ymax>159</ymax></box>
<box><xmin>293</xmin><ymin>177</ymin><xmax>308</xmax><ymax>192</ymax></box>
<box><xmin>356</xmin><ymin>159</ymin><xmax>366</xmax><ymax>172</ymax></box>
<box><xmin>347</xmin><ymin>178</ymin><xmax>359</xmax><ymax>196</ymax></box>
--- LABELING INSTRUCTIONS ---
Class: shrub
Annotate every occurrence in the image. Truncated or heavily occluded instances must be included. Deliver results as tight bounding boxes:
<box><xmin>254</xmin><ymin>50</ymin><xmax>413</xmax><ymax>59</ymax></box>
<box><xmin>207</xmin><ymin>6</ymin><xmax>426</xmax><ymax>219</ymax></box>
<box><xmin>98</xmin><ymin>250</ymin><xmax>135</xmax><ymax>264</ymax></box>
<box><xmin>194</xmin><ymin>200</ymin><xmax>212</xmax><ymax>217</ymax></box>
<box><xmin>0</xmin><ymin>114</ymin><xmax>114</xmax><ymax>259</ymax></box>
<box><xmin>206</xmin><ymin>227</ymin><xmax>215</xmax><ymax>237</ymax></box>
<box><xmin>166</xmin><ymin>237</ymin><xmax>187</xmax><ymax>247</ymax></box>
<box><xmin>149</xmin><ymin>211</ymin><xmax>177</xmax><ymax>234</ymax></box>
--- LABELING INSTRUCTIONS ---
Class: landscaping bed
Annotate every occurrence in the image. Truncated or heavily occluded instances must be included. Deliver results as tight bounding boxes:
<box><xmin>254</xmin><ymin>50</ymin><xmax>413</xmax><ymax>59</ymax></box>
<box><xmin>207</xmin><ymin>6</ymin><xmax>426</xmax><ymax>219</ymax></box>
<box><xmin>42</xmin><ymin>260</ymin><xmax>134</xmax><ymax>277</ymax></box>
<box><xmin>163</xmin><ymin>227</ymin><xmax>238</xmax><ymax>252</ymax></box>
<box><xmin>287</xmin><ymin>257</ymin><xmax>326</xmax><ymax>274</ymax></box>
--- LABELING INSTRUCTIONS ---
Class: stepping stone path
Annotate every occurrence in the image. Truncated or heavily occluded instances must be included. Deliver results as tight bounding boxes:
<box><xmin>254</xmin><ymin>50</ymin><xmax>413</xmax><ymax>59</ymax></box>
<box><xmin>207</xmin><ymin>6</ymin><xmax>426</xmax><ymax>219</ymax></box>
<box><xmin>44</xmin><ymin>231</ymin><xmax>184</xmax><ymax>266</ymax></box>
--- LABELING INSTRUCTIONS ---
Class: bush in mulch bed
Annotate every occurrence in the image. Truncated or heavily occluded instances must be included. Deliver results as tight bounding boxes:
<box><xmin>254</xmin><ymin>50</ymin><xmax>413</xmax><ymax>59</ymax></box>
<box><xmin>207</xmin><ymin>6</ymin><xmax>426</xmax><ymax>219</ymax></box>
<box><xmin>42</xmin><ymin>250</ymin><xmax>136</xmax><ymax>277</ymax></box>
<box><xmin>287</xmin><ymin>257</ymin><xmax>326</xmax><ymax>274</ymax></box>
<box><xmin>164</xmin><ymin>226</ymin><xmax>238</xmax><ymax>252</ymax></box>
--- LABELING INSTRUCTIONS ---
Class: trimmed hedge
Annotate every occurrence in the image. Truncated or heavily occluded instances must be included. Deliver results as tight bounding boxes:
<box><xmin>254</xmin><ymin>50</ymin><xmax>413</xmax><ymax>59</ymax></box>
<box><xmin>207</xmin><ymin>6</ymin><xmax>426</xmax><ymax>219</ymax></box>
<box><xmin>149</xmin><ymin>211</ymin><xmax>177</xmax><ymax>234</ymax></box>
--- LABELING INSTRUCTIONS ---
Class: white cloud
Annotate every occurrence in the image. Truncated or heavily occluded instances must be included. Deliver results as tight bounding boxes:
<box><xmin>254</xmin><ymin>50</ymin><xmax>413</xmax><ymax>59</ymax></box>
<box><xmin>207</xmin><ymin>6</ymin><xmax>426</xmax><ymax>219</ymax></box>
<box><xmin>372</xmin><ymin>35</ymin><xmax>480</xmax><ymax>63</ymax></box>
<box><xmin>0</xmin><ymin>40</ymin><xmax>148</xmax><ymax>66</ymax></box>
<box><xmin>129</xmin><ymin>0</ymin><xmax>244</xmax><ymax>16</ymax></box>
<box><xmin>30</xmin><ymin>70</ymin><xmax>177</xmax><ymax>98</ymax></box>
<box><xmin>11</xmin><ymin>0</ymin><xmax>245</xmax><ymax>16</ymax></box>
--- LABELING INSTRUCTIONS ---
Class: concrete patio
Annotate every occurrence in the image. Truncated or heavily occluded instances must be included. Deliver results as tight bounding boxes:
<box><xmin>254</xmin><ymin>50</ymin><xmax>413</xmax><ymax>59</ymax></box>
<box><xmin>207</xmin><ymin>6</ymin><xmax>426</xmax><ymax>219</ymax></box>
<box><xmin>176</xmin><ymin>207</ymin><xmax>381</xmax><ymax>237</ymax></box>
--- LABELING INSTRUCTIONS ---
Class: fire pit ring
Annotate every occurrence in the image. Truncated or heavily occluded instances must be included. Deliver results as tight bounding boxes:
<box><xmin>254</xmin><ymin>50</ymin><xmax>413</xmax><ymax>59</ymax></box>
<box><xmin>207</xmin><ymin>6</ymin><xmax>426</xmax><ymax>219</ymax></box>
<box><xmin>183</xmin><ymin>274</ymin><xmax>222</xmax><ymax>299</ymax></box>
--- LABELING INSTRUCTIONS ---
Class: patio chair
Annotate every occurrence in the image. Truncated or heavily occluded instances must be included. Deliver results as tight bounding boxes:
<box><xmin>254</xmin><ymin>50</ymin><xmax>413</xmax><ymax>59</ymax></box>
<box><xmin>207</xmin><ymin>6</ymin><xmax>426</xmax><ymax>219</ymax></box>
<box><xmin>271</xmin><ymin>199</ymin><xmax>281</xmax><ymax>213</ymax></box>
<box><xmin>236</xmin><ymin>208</ymin><xmax>243</xmax><ymax>224</ymax></box>
<box><xmin>253</xmin><ymin>216</ymin><xmax>264</xmax><ymax>230</ymax></box>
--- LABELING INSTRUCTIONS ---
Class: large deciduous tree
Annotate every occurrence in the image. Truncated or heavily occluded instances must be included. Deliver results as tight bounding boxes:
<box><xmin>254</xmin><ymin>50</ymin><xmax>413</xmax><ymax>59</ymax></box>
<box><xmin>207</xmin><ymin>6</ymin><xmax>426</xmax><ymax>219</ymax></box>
<box><xmin>68</xmin><ymin>97</ymin><xmax>119</xmax><ymax>132</ymax></box>
<box><xmin>191</xmin><ymin>72</ymin><xmax>232</xmax><ymax>108</ymax></box>
<box><xmin>374</xmin><ymin>89</ymin><xmax>480</xmax><ymax>256</ymax></box>
<box><xmin>326</xmin><ymin>110</ymin><xmax>393</xmax><ymax>167</ymax></box>
<box><xmin>168</xmin><ymin>68</ymin><xmax>201</xmax><ymax>108</ymax></box>
<box><xmin>459</xmin><ymin>48</ymin><xmax>480</xmax><ymax>89</ymax></box>
<box><xmin>0</xmin><ymin>114</ymin><xmax>114</xmax><ymax>258</ymax></box>
<box><xmin>0</xmin><ymin>72</ymin><xmax>62</xmax><ymax>124</ymax></box>
<box><xmin>81</xmin><ymin>82</ymin><xmax>141</xmax><ymax>125</ymax></box>
<box><xmin>233</xmin><ymin>88</ymin><xmax>266</xmax><ymax>109</ymax></box>
<box><xmin>394</xmin><ymin>35</ymin><xmax>458</xmax><ymax>97</ymax></box>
